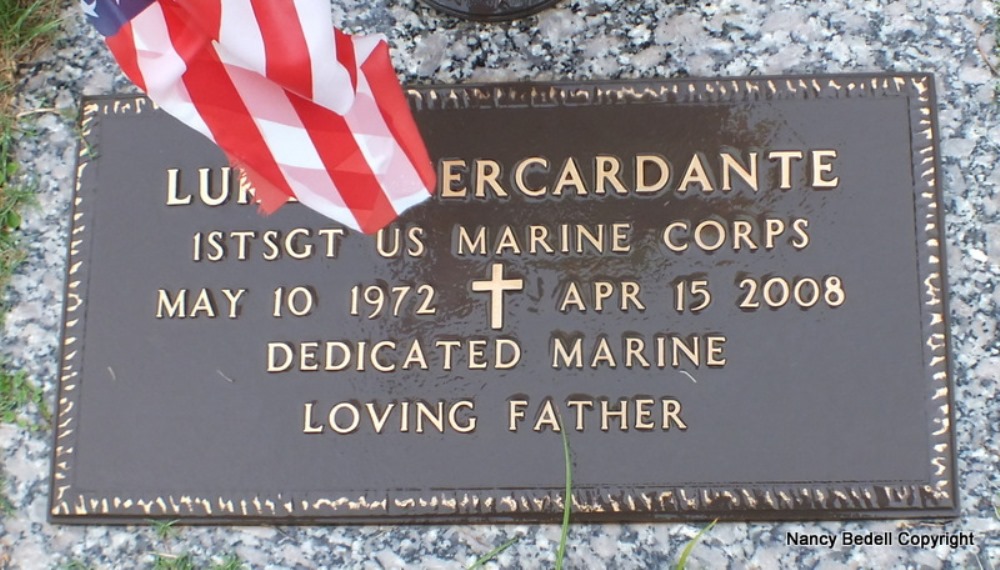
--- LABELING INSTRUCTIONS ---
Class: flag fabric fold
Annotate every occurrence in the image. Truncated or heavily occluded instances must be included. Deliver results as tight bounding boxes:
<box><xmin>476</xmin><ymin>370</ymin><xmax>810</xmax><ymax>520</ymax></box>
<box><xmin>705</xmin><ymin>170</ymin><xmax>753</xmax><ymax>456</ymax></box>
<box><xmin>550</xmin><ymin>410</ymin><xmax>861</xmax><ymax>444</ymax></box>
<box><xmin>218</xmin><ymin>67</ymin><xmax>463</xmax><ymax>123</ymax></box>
<box><xmin>84</xmin><ymin>0</ymin><xmax>435</xmax><ymax>233</ymax></box>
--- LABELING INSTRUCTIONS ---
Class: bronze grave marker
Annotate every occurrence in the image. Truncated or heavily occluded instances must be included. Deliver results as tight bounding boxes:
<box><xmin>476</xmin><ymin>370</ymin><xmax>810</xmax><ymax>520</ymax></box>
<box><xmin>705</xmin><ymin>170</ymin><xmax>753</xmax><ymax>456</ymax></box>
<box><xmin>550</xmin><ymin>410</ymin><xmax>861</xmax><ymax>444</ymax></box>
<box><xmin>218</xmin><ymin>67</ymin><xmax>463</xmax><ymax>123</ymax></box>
<box><xmin>51</xmin><ymin>74</ymin><xmax>956</xmax><ymax>523</ymax></box>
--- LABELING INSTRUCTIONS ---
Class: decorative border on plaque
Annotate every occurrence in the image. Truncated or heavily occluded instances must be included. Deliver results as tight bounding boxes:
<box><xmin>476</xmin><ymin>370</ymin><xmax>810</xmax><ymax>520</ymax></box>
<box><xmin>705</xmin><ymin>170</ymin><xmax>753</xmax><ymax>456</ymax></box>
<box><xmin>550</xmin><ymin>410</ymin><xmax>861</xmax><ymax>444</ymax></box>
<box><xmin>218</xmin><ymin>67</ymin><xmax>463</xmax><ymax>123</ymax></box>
<box><xmin>50</xmin><ymin>98</ymin><xmax>99</xmax><ymax>517</ymax></box>
<box><xmin>51</xmin><ymin>75</ymin><xmax>955</xmax><ymax>521</ymax></box>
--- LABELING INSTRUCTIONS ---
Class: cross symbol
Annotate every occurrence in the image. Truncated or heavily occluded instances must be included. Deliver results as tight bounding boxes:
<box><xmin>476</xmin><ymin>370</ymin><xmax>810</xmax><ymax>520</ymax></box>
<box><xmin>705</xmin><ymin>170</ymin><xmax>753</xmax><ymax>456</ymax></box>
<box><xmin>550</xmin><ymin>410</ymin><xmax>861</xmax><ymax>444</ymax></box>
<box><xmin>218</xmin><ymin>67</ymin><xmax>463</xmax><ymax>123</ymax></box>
<box><xmin>470</xmin><ymin>263</ymin><xmax>524</xmax><ymax>330</ymax></box>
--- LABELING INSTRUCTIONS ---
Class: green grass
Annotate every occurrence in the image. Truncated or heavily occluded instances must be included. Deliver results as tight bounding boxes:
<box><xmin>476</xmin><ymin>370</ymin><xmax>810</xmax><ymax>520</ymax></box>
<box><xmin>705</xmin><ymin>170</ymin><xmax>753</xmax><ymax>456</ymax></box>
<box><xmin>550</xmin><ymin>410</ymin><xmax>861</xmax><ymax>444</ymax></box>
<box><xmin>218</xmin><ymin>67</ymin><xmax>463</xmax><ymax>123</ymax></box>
<box><xmin>0</xmin><ymin>0</ymin><xmax>61</xmax><ymax>87</ymax></box>
<box><xmin>207</xmin><ymin>554</ymin><xmax>246</xmax><ymax>570</ymax></box>
<box><xmin>0</xmin><ymin>120</ymin><xmax>36</xmax><ymax>318</ymax></box>
<box><xmin>467</xmin><ymin>415</ymin><xmax>572</xmax><ymax>570</ymax></box>
<box><xmin>467</xmin><ymin>536</ymin><xmax>520</xmax><ymax>570</ymax></box>
<box><xmin>0</xmin><ymin>0</ymin><xmax>61</xmax><ymax>310</ymax></box>
<box><xmin>468</xmin><ymin>421</ymin><xmax>715</xmax><ymax>570</ymax></box>
<box><xmin>555</xmin><ymin>414</ymin><xmax>572</xmax><ymax>570</ymax></box>
<box><xmin>150</xmin><ymin>552</ymin><xmax>245</xmax><ymax>570</ymax></box>
<box><xmin>149</xmin><ymin>519</ymin><xmax>181</xmax><ymax>542</ymax></box>
<box><xmin>151</xmin><ymin>553</ymin><xmax>195</xmax><ymax>570</ymax></box>
<box><xmin>58</xmin><ymin>552</ymin><xmax>245</xmax><ymax>570</ymax></box>
<box><xmin>674</xmin><ymin>519</ymin><xmax>718</xmax><ymax>570</ymax></box>
<box><xmin>0</xmin><ymin>475</ymin><xmax>14</xmax><ymax>514</ymax></box>
<box><xmin>0</xmin><ymin>0</ymin><xmax>59</xmax><ymax>521</ymax></box>
<box><xmin>146</xmin><ymin>520</ymin><xmax>246</xmax><ymax>570</ymax></box>
<box><xmin>995</xmin><ymin>1</ymin><xmax>1000</xmax><ymax>92</ymax></box>
<box><xmin>58</xmin><ymin>561</ymin><xmax>94</xmax><ymax>570</ymax></box>
<box><xmin>0</xmin><ymin>358</ymin><xmax>49</xmax><ymax>430</ymax></box>
<box><xmin>994</xmin><ymin>1</ymin><xmax>1000</xmax><ymax>93</ymax></box>
<box><xmin>0</xmin><ymin>354</ymin><xmax>47</xmax><ymax>519</ymax></box>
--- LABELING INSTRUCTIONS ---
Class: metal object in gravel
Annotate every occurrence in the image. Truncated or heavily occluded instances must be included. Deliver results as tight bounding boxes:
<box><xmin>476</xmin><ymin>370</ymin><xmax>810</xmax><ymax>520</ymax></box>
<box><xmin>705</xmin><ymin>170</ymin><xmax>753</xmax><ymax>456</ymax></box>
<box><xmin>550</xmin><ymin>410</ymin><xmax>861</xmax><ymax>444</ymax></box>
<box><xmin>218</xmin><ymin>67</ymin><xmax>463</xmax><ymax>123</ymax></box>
<box><xmin>418</xmin><ymin>0</ymin><xmax>560</xmax><ymax>21</ymax></box>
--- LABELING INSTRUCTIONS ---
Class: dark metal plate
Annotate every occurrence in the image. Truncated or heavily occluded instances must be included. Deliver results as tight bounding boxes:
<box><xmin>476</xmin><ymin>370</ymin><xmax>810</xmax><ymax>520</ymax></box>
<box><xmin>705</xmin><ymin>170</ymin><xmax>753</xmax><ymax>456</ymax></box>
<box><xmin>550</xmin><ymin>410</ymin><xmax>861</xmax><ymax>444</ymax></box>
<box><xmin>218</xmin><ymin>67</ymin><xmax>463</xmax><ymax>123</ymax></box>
<box><xmin>50</xmin><ymin>74</ymin><xmax>956</xmax><ymax>524</ymax></box>
<box><xmin>418</xmin><ymin>0</ymin><xmax>559</xmax><ymax>21</ymax></box>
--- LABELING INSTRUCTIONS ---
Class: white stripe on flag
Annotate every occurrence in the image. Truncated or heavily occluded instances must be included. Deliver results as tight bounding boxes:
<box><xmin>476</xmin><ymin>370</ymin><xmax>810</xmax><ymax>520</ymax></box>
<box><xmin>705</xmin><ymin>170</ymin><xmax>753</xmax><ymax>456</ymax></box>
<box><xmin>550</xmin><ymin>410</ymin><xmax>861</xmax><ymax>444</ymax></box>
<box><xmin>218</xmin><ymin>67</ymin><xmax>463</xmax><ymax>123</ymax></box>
<box><xmin>216</xmin><ymin>0</ymin><xmax>267</xmax><ymax>78</ymax></box>
<box><xmin>218</xmin><ymin>57</ymin><xmax>360</xmax><ymax>230</ymax></box>
<box><xmin>351</xmin><ymin>34</ymin><xmax>382</xmax><ymax>63</ymax></box>
<box><xmin>294</xmin><ymin>0</ymin><xmax>355</xmax><ymax>114</ymax></box>
<box><xmin>130</xmin><ymin>3</ymin><xmax>213</xmax><ymax>140</ymax></box>
<box><xmin>345</xmin><ymin>58</ymin><xmax>431</xmax><ymax>212</ymax></box>
<box><xmin>343</xmin><ymin>33</ymin><xmax>430</xmax><ymax>213</ymax></box>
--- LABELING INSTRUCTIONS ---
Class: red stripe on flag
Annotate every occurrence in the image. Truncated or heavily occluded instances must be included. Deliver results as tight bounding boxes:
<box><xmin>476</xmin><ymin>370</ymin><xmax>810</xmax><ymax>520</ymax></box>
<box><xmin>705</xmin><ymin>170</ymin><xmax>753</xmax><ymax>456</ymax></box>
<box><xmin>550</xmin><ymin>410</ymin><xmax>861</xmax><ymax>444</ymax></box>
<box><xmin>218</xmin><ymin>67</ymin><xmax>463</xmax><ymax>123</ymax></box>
<box><xmin>334</xmin><ymin>28</ymin><xmax>357</xmax><ymax>92</ymax></box>
<box><xmin>287</xmin><ymin>95</ymin><xmax>397</xmax><ymax>233</ymax></box>
<box><xmin>157</xmin><ymin>3</ymin><xmax>297</xmax><ymax>209</ymax></box>
<box><xmin>201</xmin><ymin>0</ymin><xmax>222</xmax><ymax>39</ymax></box>
<box><xmin>250</xmin><ymin>0</ymin><xmax>313</xmax><ymax>98</ymax></box>
<box><xmin>106</xmin><ymin>21</ymin><xmax>146</xmax><ymax>92</ymax></box>
<box><xmin>361</xmin><ymin>41</ymin><xmax>436</xmax><ymax>193</ymax></box>
<box><xmin>171</xmin><ymin>0</ymin><xmax>222</xmax><ymax>40</ymax></box>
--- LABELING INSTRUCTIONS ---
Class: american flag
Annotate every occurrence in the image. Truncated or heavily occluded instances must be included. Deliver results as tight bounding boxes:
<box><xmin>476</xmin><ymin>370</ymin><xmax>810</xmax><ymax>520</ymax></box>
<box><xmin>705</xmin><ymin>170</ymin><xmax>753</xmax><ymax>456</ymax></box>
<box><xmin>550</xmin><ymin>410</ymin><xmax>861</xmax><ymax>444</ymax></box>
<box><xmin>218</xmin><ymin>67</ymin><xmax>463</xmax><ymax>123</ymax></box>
<box><xmin>83</xmin><ymin>0</ymin><xmax>436</xmax><ymax>234</ymax></box>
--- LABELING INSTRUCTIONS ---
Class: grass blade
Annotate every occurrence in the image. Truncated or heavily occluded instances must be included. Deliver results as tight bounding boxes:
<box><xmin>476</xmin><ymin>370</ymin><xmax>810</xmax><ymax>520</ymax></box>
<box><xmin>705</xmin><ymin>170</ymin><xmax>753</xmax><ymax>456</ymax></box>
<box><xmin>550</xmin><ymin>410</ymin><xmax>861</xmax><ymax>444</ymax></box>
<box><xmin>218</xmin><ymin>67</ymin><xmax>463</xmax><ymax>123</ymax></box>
<box><xmin>467</xmin><ymin>536</ymin><xmax>520</xmax><ymax>570</ymax></box>
<box><xmin>555</xmin><ymin>413</ymin><xmax>572</xmax><ymax>570</ymax></box>
<box><xmin>675</xmin><ymin>519</ymin><xmax>717</xmax><ymax>570</ymax></box>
